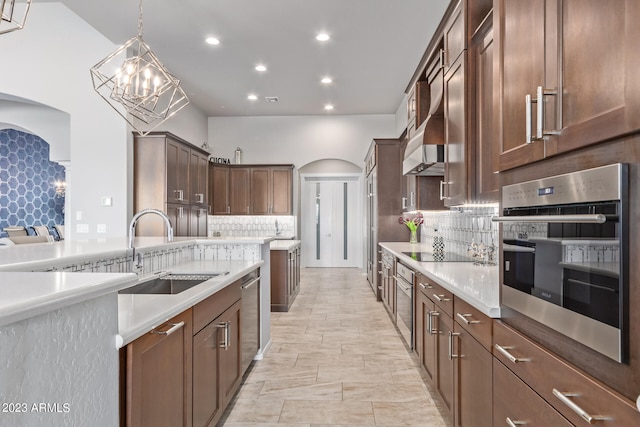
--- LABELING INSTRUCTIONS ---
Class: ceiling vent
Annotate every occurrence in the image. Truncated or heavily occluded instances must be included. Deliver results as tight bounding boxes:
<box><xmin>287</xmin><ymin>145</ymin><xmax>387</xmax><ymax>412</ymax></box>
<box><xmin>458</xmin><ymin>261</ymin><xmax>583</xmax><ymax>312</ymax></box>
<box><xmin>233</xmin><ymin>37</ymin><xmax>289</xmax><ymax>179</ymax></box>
<box><xmin>264</xmin><ymin>96</ymin><xmax>279</xmax><ymax>103</ymax></box>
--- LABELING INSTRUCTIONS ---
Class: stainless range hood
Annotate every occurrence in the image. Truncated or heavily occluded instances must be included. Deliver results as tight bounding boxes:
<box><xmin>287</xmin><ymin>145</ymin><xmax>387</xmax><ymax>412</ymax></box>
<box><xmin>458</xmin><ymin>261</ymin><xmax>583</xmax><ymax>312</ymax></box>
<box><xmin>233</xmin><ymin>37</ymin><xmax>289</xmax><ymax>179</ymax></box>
<box><xmin>402</xmin><ymin>55</ymin><xmax>445</xmax><ymax>176</ymax></box>
<box><xmin>402</xmin><ymin>119</ymin><xmax>445</xmax><ymax>176</ymax></box>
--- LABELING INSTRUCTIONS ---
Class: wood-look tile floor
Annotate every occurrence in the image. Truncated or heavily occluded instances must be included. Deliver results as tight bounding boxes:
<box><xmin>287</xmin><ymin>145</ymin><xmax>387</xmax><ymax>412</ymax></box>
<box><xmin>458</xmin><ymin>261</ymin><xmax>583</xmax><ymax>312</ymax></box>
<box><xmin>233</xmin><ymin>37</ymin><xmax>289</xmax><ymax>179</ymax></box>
<box><xmin>219</xmin><ymin>268</ymin><xmax>449</xmax><ymax>427</ymax></box>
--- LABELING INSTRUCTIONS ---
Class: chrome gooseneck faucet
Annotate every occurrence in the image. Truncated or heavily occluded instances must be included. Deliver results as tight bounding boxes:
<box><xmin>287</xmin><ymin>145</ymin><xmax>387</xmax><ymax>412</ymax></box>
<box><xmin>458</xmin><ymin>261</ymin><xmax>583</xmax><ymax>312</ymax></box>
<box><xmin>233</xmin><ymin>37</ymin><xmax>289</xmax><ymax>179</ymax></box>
<box><xmin>128</xmin><ymin>209</ymin><xmax>174</xmax><ymax>250</ymax></box>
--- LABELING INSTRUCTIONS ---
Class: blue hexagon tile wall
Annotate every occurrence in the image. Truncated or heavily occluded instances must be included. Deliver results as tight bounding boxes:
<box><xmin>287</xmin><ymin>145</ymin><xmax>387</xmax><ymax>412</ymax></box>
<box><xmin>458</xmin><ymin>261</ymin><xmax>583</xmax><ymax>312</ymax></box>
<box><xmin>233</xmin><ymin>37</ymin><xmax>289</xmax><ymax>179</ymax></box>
<box><xmin>0</xmin><ymin>129</ymin><xmax>65</xmax><ymax>237</ymax></box>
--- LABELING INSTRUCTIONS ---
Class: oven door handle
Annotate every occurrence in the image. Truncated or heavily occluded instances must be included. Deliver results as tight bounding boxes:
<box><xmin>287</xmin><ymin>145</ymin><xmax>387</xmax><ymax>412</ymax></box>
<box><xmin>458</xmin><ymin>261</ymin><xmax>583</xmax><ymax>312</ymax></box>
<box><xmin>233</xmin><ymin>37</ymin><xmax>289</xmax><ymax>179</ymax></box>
<box><xmin>491</xmin><ymin>214</ymin><xmax>606</xmax><ymax>224</ymax></box>
<box><xmin>566</xmin><ymin>279</ymin><xmax>617</xmax><ymax>293</ymax></box>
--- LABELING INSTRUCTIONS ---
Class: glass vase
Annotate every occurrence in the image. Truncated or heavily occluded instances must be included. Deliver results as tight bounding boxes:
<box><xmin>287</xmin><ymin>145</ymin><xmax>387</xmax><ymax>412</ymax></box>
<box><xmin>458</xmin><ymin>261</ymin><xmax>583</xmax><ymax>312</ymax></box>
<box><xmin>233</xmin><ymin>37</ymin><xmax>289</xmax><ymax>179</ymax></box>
<box><xmin>409</xmin><ymin>229</ymin><xmax>418</xmax><ymax>244</ymax></box>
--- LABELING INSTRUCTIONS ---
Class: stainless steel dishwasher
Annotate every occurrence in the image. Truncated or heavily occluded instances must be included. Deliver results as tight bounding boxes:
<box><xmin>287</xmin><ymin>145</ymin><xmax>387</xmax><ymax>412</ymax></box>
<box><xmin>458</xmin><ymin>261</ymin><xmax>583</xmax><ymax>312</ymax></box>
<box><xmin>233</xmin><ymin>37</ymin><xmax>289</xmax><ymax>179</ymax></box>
<box><xmin>241</xmin><ymin>270</ymin><xmax>260</xmax><ymax>372</ymax></box>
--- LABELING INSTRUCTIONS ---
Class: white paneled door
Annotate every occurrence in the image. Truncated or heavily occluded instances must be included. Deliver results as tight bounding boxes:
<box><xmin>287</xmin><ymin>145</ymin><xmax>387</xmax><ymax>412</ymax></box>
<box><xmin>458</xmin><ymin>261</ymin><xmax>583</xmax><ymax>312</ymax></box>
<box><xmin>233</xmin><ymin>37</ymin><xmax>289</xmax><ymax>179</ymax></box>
<box><xmin>301</xmin><ymin>176</ymin><xmax>362</xmax><ymax>268</ymax></box>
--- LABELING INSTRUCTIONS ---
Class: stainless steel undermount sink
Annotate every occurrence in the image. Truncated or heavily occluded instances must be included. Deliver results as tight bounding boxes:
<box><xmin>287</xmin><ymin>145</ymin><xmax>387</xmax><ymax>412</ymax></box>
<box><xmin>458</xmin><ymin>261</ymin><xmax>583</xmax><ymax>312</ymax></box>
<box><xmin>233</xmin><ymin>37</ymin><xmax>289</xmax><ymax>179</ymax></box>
<box><xmin>119</xmin><ymin>273</ymin><xmax>227</xmax><ymax>295</ymax></box>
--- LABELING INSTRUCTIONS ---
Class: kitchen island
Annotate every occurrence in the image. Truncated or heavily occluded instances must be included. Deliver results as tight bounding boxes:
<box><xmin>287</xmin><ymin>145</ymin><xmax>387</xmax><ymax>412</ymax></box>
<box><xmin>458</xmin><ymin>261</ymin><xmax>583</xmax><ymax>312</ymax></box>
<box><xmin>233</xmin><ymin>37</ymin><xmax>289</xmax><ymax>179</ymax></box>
<box><xmin>0</xmin><ymin>236</ymin><xmax>271</xmax><ymax>427</ymax></box>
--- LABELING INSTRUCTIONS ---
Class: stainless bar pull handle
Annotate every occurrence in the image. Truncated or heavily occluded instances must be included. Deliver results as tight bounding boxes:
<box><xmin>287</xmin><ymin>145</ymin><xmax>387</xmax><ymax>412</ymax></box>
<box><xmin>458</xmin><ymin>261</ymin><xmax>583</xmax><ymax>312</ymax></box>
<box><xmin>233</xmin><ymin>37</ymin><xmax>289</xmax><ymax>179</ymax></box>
<box><xmin>552</xmin><ymin>389</ymin><xmax>610</xmax><ymax>424</ymax></box>
<box><xmin>241</xmin><ymin>277</ymin><xmax>260</xmax><ymax>290</ymax></box>
<box><xmin>448</xmin><ymin>331</ymin><xmax>460</xmax><ymax>360</ymax></box>
<box><xmin>536</xmin><ymin>86</ymin><xmax>560</xmax><ymax>139</ymax></box>
<box><xmin>495</xmin><ymin>344</ymin><xmax>531</xmax><ymax>364</ymax></box>
<box><xmin>402</xmin><ymin>197</ymin><xmax>408</xmax><ymax>210</ymax></box>
<box><xmin>491</xmin><ymin>214</ymin><xmax>606</xmax><ymax>224</ymax></box>
<box><xmin>456</xmin><ymin>313</ymin><xmax>481</xmax><ymax>325</ymax></box>
<box><xmin>151</xmin><ymin>321</ymin><xmax>184</xmax><ymax>336</ymax></box>
<box><xmin>525</xmin><ymin>93</ymin><xmax>536</xmax><ymax>143</ymax></box>
<box><xmin>178</xmin><ymin>207</ymin><xmax>184</xmax><ymax>218</ymax></box>
<box><xmin>439</xmin><ymin>180</ymin><xmax>450</xmax><ymax>200</ymax></box>
<box><xmin>216</xmin><ymin>321</ymin><xmax>231</xmax><ymax>349</ymax></box>
<box><xmin>433</xmin><ymin>293</ymin><xmax>450</xmax><ymax>302</ymax></box>
<box><xmin>429</xmin><ymin>311</ymin><xmax>439</xmax><ymax>335</ymax></box>
<box><xmin>536</xmin><ymin>86</ymin><xmax>544</xmax><ymax>140</ymax></box>
<box><xmin>195</xmin><ymin>193</ymin><xmax>204</xmax><ymax>203</ymax></box>
<box><xmin>418</xmin><ymin>282</ymin><xmax>433</xmax><ymax>290</ymax></box>
<box><xmin>440</xmin><ymin>48</ymin><xmax>446</xmax><ymax>68</ymax></box>
<box><xmin>506</xmin><ymin>417</ymin><xmax>527</xmax><ymax>426</ymax></box>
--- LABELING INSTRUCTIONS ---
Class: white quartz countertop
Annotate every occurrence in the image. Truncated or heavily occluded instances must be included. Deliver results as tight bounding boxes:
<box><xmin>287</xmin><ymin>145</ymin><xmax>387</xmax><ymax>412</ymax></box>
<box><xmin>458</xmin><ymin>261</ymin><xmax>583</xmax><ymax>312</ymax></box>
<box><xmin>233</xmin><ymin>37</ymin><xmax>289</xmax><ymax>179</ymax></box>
<box><xmin>117</xmin><ymin>259</ymin><xmax>263</xmax><ymax>347</ymax></box>
<box><xmin>379</xmin><ymin>242</ymin><xmax>500</xmax><ymax>318</ymax></box>
<box><xmin>0</xmin><ymin>236</ymin><xmax>274</xmax><ymax>271</ymax></box>
<box><xmin>0</xmin><ymin>272</ymin><xmax>137</xmax><ymax>327</ymax></box>
<box><xmin>270</xmin><ymin>240</ymin><xmax>301</xmax><ymax>250</ymax></box>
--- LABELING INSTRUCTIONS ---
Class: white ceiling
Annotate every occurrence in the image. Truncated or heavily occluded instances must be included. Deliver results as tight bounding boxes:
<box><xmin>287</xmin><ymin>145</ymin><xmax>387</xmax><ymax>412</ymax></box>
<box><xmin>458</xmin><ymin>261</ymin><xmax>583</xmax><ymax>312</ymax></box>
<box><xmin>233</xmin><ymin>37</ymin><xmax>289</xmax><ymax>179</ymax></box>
<box><xmin>41</xmin><ymin>0</ymin><xmax>449</xmax><ymax>117</ymax></box>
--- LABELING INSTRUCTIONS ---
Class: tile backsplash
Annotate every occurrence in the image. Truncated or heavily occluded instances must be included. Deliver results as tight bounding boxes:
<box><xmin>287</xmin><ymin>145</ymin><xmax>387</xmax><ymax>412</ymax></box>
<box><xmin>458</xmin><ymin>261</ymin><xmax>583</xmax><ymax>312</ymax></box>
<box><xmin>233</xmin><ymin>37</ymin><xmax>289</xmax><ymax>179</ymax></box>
<box><xmin>411</xmin><ymin>205</ymin><xmax>500</xmax><ymax>262</ymax></box>
<box><xmin>208</xmin><ymin>215</ymin><xmax>296</xmax><ymax>238</ymax></box>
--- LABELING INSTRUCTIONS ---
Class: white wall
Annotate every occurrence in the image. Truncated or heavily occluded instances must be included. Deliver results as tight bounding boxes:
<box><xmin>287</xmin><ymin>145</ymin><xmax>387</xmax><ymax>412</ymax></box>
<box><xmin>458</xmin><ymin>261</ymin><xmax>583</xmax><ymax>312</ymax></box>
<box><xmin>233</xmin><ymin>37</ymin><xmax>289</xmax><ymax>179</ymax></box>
<box><xmin>0</xmin><ymin>3</ymin><xmax>208</xmax><ymax>240</ymax></box>
<box><xmin>208</xmin><ymin>115</ymin><xmax>397</xmax><ymax>168</ymax></box>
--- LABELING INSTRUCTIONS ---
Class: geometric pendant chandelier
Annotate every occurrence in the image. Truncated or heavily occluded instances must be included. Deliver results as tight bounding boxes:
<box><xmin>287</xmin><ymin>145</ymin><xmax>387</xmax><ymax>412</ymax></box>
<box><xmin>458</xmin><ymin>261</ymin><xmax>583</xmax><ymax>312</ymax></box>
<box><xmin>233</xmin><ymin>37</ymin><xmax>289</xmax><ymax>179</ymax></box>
<box><xmin>90</xmin><ymin>0</ymin><xmax>189</xmax><ymax>136</ymax></box>
<box><xmin>0</xmin><ymin>0</ymin><xmax>31</xmax><ymax>34</ymax></box>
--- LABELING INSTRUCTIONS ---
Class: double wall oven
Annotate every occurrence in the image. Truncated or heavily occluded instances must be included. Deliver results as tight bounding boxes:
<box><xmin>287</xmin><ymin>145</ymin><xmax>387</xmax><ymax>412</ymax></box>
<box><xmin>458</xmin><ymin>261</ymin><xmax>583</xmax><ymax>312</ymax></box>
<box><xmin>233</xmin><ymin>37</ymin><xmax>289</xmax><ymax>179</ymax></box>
<box><xmin>495</xmin><ymin>164</ymin><xmax>629</xmax><ymax>363</ymax></box>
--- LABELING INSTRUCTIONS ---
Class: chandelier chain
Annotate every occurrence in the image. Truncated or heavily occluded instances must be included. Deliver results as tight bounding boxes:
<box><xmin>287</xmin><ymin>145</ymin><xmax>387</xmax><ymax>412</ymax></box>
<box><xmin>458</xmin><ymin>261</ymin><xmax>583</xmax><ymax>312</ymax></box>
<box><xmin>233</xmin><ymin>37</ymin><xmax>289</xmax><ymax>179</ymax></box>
<box><xmin>138</xmin><ymin>0</ymin><xmax>144</xmax><ymax>37</ymax></box>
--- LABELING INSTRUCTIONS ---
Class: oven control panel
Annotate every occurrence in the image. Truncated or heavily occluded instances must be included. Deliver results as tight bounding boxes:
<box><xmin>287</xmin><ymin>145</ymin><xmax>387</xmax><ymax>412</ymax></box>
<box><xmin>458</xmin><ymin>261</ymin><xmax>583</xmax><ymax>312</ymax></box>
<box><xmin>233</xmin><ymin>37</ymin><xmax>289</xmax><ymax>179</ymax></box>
<box><xmin>502</xmin><ymin>163</ymin><xmax>624</xmax><ymax>208</ymax></box>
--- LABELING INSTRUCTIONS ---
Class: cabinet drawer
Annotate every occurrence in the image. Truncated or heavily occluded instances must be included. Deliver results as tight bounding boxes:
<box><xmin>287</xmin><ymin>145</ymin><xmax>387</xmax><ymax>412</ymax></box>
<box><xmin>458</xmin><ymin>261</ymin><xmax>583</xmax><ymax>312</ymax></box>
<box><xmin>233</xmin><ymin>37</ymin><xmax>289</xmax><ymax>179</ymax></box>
<box><xmin>193</xmin><ymin>281</ymin><xmax>241</xmax><ymax>334</ymax></box>
<box><xmin>494</xmin><ymin>358</ymin><xmax>572</xmax><ymax>427</ymax></box>
<box><xmin>493</xmin><ymin>321</ymin><xmax>640</xmax><ymax>426</ymax></box>
<box><xmin>454</xmin><ymin>297</ymin><xmax>492</xmax><ymax>351</ymax></box>
<box><xmin>417</xmin><ymin>275</ymin><xmax>453</xmax><ymax>317</ymax></box>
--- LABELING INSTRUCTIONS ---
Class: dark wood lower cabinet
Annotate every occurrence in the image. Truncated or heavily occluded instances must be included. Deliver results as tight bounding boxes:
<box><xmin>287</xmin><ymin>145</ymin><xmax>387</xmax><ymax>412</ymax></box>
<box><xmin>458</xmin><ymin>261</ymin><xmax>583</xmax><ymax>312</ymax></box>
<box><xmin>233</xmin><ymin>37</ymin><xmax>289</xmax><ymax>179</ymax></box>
<box><xmin>416</xmin><ymin>283</ymin><xmax>437</xmax><ymax>384</ymax></box>
<box><xmin>192</xmin><ymin>300</ymin><xmax>242</xmax><ymax>427</ymax></box>
<box><xmin>454</xmin><ymin>323</ymin><xmax>492</xmax><ymax>427</ymax></box>
<box><xmin>436</xmin><ymin>312</ymin><xmax>455</xmax><ymax>421</ymax></box>
<box><xmin>218</xmin><ymin>300</ymin><xmax>242</xmax><ymax>410</ymax></box>
<box><xmin>493</xmin><ymin>358</ymin><xmax>573</xmax><ymax>427</ymax></box>
<box><xmin>270</xmin><ymin>247</ymin><xmax>300</xmax><ymax>312</ymax></box>
<box><xmin>416</xmin><ymin>272</ymin><xmax>493</xmax><ymax>427</ymax></box>
<box><xmin>122</xmin><ymin>278</ymin><xmax>251</xmax><ymax>427</ymax></box>
<box><xmin>124</xmin><ymin>310</ymin><xmax>193</xmax><ymax>427</ymax></box>
<box><xmin>193</xmin><ymin>320</ymin><xmax>221</xmax><ymax>427</ymax></box>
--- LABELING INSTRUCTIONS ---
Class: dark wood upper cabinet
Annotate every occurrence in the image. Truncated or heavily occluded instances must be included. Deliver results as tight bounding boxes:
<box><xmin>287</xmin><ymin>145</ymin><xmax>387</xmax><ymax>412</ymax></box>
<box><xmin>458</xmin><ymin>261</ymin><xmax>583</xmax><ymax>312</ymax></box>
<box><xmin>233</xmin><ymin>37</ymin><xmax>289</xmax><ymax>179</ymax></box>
<box><xmin>443</xmin><ymin>52</ymin><xmax>468</xmax><ymax>206</ymax></box>
<box><xmin>249</xmin><ymin>166</ymin><xmax>293</xmax><ymax>215</ymax></box>
<box><xmin>134</xmin><ymin>132</ymin><xmax>209</xmax><ymax>237</ymax></box>
<box><xmin>210</xmin><ymin>165</ymin><xmax>229</xmax><ymax>215</ymax></box>
<box><xmin>229</xmin><ymin>167</ymin><xmax>250</xmax><ymax>215</ymax></box>
<box><xmin>444</xmin><ymin>0</ymin><xmax>466</xmax><ymax>72</ymax></box>
<box><xmin>495</xmin><ymin>0</ymin><xmax>640</xmax><ymax>171</ymax></box>
<box><xmin>494</xmin><ymin>0</ymin><xmax>547</xmax><ymax>170</ymax></box>
<box><xmin>210</xmin><ymin>165</ymin><xmax>292</xmax><ymax>216</ymax></box>
<box><xmin>469</xmin><ymin>10</ymin><xmax>499</xmax><ymax>201</ymax></box>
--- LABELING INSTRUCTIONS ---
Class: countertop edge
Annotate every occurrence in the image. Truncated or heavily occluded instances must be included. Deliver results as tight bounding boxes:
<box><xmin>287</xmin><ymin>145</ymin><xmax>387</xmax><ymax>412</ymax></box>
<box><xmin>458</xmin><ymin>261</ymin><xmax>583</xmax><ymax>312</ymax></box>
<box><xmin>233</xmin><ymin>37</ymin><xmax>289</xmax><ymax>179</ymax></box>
<box><xmin>0</xmin><ymin>273</ymin><xmax>137</xmax><ymax>328</ymax></box>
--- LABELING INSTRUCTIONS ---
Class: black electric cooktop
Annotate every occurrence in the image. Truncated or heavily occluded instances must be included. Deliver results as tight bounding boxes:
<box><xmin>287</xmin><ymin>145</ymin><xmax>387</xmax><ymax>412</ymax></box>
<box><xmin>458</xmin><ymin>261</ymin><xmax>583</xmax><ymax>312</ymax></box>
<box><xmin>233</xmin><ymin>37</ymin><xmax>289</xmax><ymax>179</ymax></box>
<box><xmin>401</xmin><ymin>251</ymin><xmax>475</xmax><ymax>262</ymax></box>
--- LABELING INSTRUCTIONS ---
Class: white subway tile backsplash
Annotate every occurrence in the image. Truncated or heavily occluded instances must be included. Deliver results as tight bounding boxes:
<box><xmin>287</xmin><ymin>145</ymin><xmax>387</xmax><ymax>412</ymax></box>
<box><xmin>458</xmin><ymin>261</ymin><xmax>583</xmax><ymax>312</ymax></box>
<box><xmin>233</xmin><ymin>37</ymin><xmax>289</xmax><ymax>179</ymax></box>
<box><xmin>208</xmin><ymin>215</ymin><xmax>296</xmax><ymax>238</ymax></box>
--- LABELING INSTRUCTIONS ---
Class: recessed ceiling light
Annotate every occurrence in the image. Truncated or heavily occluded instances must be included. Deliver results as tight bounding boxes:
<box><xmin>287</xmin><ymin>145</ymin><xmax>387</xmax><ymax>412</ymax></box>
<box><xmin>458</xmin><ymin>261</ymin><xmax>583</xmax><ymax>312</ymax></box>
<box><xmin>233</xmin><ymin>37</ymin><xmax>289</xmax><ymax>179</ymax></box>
<box><xmin>247</xmin><ymin>94</ymin><xmax>258</xmax><ymax>101</ymax></box>
<box><xmin>324</xmin><ymin>104</ymin><xmax>334</xmax><ymax>111</ymax></box>
<box><xmin>316</xmin><ymin>33</ymin><xmax>330</xmax><ymax>42</ymax></box>
<box><xmin>321</xmin><ymin>77</ymin><xmax>332</xmax><ymax>84</ymax></box>
<box><xmin>205</xmin><ymin>37</ymin><xmax>220</xmax><ymax>45</ymax></box>
<box><xmin>255</xmin><ymin>64</ymin><xmax>267</xmax><ymax>72</ymax></box>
